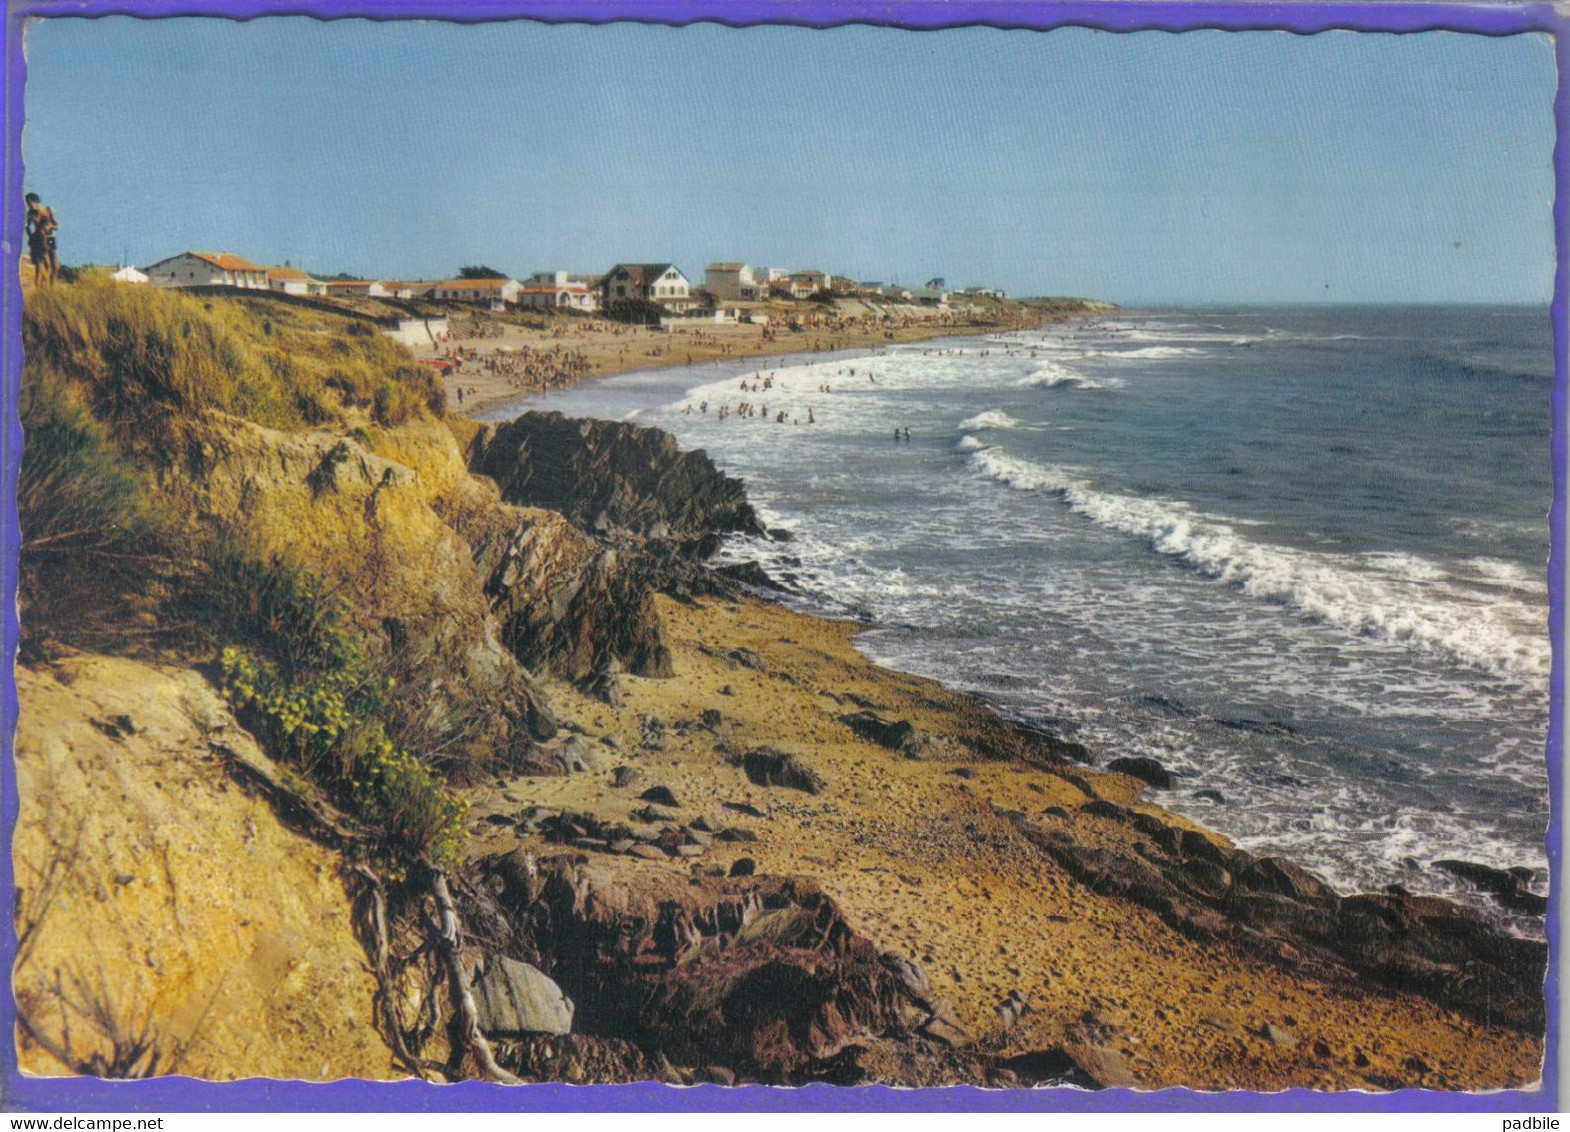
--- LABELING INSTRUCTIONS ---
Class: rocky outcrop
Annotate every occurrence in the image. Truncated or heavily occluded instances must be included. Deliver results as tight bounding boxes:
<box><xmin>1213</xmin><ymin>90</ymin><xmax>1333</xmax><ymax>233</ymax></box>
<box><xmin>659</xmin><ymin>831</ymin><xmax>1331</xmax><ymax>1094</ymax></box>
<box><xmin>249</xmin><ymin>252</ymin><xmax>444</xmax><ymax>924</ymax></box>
<box><xmin>159</xmin><ymin>414</ymin><xmax>558</xmax><ymax>762</ymax></box>
<box><xmin>472</xmin><ymin>853</ymin><xmax>965</xmax><ymax>1081</ymax></box>
<box><xmin>1018</xmin><ymin>802</ymin><xmax>1546</xmax><ymax>1034</ymax></box>
<box><xmin>466</xmin><ymin>505</ymin><xmax>672</xmax><ymax>683</ymax></box>
<box><xmin>468</xmin><ymin>411</ymin><xmax>763</xmax><ymax>542</ymax></box>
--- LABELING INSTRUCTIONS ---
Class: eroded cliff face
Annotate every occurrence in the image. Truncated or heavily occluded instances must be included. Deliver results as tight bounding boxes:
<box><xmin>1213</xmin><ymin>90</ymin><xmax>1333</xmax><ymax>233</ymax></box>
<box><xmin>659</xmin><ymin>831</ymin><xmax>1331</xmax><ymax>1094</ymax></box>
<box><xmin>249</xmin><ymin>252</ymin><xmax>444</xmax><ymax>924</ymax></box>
<box><xmin>12</xmin><ymin>656</ymin><xmax>396</xmax><ymax>1080</ymax></box>
<box><xmin>148</xmin><ymin>411</ymin><xmax>717</xmax><ymax>762</ymax></box>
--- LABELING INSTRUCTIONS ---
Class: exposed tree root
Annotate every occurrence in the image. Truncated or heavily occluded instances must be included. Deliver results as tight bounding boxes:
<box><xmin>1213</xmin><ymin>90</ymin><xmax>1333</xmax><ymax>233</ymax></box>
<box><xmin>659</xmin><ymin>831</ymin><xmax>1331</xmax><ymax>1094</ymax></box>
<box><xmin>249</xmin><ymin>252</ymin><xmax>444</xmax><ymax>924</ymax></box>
<box><xmin>431</xmin><ymin>871</ymin><xmax>522</xmax><ymax>1085</ymax></box>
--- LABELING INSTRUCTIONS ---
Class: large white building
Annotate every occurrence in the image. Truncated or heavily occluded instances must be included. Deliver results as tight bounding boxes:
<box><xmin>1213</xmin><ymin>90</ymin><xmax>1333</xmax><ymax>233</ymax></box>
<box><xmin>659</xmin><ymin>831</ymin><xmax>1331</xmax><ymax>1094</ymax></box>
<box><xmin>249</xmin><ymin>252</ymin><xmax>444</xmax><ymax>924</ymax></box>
<box><xmin>704</xmin><ymin>262</ymin><xmax>766</xmax><ymax>301</ymax></box>
<box><xmin>432</xmin><ymin>277</ymin><xmax>523</xmax><ymax>304</ymax></box>
<box><xmin>519</xmin><ymin>271</ymin><xmax>599</xmax><ymax>312</ymax></box>
<box><xmin>144</xmin><ymin>251</ymin><xmax>269</xmax><ymax>290</ymax></box>
<box><xmin>266</xmin><ymin>265</ymin><xmax>327</xmax><ymax>296</ymax></box>
<box><xmin>600</xmin><ymin>263</ymin><xmax>695</xmax><ymax>311</ymax></box>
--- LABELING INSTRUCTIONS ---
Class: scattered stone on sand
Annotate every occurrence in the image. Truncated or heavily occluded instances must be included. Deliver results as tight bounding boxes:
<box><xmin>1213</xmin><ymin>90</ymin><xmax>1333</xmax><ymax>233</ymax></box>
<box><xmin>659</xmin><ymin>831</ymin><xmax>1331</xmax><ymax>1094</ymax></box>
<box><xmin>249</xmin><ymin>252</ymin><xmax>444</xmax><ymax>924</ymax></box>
<box><xmin>839</xmin><ymin>710</ymin><xmax>920</xmax><ymax>755</ymax></box>
<box><xmin>733</xmin><ymin>747</ymin><xmax>825</xmax><ymax>794</ymax></box>
<box><xmin>727</xmin><ymin>647</ymin><xmax>765</xmax><ymax>671</ymax></box>
<box><xmin>1264</xmin><ymin>1023</ymin><xmax>1301</xmax><ymax>1049</ymax></box>
<box><xmin>610</xmin><ymin>765</ymin><xmax>643</xmax><ymax>789</ymax></box>
<box><xmin>639</xmin><ymin>785</ymin><xmax>680</xmax><ymax>807</ymax></box>
<box><xmin>729</xmin><ymin>857</ymin><xmax>756</xmax><ymax>877</ymax></box>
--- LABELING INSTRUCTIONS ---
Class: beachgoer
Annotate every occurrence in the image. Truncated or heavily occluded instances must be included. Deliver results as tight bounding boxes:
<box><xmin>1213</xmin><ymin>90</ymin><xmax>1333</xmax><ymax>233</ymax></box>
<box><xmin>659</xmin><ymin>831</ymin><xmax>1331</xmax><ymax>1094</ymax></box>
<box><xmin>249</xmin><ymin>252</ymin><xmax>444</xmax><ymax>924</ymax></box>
<box><xmin>25</xmin><ymin>193</ymin><xmax>57</xmax><ymax>288</ymax></box>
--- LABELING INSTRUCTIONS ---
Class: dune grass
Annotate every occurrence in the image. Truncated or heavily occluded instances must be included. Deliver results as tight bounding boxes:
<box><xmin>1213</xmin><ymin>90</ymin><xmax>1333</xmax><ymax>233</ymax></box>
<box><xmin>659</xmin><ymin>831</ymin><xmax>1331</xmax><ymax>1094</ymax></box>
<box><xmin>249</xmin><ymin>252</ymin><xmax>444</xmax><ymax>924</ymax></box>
<box><xmin>22</xmin><ymin>275</ymin><xmax>444</xmax><ymax>433</ymax></box>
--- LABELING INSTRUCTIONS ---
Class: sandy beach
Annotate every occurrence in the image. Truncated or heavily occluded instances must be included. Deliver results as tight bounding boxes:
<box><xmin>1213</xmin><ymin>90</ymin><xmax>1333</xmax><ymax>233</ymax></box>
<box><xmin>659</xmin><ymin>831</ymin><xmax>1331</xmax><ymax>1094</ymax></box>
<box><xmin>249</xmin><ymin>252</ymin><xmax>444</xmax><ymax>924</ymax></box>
<box><xmin>462</xmin><ymin>594</ymin><xmax>1543</xmax><ymax>1090</ymax></box>
<box><xmin>423</xmin><ymin>303</ymin><xmax>1062</xmax><ymax>419</ymax></box>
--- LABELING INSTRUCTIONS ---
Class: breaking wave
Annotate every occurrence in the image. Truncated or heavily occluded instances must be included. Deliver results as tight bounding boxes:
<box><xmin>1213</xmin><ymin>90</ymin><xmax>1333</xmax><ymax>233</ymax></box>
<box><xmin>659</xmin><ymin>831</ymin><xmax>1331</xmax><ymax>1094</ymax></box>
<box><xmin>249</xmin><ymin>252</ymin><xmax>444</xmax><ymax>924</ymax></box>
<box><xmin>963</xmin><ymin>445</ymin><xmax>1550</xmax><ymax>680</ymax></box>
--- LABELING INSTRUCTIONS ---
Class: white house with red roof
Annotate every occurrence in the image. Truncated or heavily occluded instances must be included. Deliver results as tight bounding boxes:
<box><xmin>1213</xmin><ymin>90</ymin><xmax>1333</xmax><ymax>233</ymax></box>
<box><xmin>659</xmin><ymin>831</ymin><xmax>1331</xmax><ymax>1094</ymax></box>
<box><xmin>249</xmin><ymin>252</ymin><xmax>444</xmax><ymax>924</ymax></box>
<box><xmin>265</xmin><ymin>264</ymin><xmax>327</xmax><ymax>296</ymax></box>
<box><xmin>432</xmin><ymin>277</ymin><xmax>523</xmax><ymax>305</ymax></box>
<box><xmin>519</xmin><ymin>271</ymin><xmax>599</xmax><ymax>312</ymax></box>
<box><xmin>144</xmin><ymin>251</ymin><xmax>269</xmax><ymax>289</ymax></box>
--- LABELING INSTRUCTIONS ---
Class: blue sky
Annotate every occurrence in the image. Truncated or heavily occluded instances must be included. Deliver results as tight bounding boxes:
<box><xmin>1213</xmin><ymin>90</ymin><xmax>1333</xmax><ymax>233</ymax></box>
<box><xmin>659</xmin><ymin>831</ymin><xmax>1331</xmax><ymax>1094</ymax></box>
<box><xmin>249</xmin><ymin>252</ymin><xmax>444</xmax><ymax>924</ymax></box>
<box><xmin>21</xmin><ymin>17</ymin><xmax>1557</xmax><ymax>304</ymax></box>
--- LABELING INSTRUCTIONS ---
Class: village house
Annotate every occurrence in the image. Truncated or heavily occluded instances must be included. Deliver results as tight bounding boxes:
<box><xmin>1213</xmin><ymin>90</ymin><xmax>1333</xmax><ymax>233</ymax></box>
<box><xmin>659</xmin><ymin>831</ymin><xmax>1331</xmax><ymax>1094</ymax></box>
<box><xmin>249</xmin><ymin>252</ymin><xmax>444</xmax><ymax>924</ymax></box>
<box><xmin>703</xmin><ymin>263</ymin><xmax>767</xmax><ymax>301</ymax></box>
<box><xmin>790</xmin><ymin>269</ymin><xmax>833</xmax><ymax>295</ymax></box>
<box><xmin>772</xmin><ymin>276</ymin><xmax>816</xmax><ymax>300</ymax></box>
<box><xmin>519</xmin><ymin>271</ymin><xmax>600</xmax><ymax>312</ymax></box>
<box><xmin>377</xmin><ymin>281</ymin><xmax>438</xmax><ymax>300</ymax></box>
<box><xmin>266</xmin><ymin>265</ymin><xmax>327</xmax><ymax>296</ymax></box>
<box><xmin>432</xmin><ymin>277</ymin><xmax>523</xmax><ymax>305</ymax></box>
<box><xmin>144</xmin><ymin>251</ymin><xmax>269</xmax><ymax>290</ymax></box>
<box><xmin>600</xmin><ymin>263</ymin><xmax>696</xmax><ymax>312</ymax></box>
<box><xmin>321</xmin><ymin>279</ymin><xmax>388</xmax><ymax>298</ymax></box>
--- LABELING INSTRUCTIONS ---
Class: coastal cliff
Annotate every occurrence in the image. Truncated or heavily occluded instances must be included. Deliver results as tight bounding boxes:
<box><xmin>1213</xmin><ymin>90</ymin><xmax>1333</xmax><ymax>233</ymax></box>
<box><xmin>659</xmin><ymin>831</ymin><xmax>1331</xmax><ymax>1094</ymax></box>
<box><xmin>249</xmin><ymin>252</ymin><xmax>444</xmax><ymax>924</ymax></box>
<box><xmin>12</xmin><ymin>279</ymin><xmax>1546</xmax><ymax>1090</ymax></box>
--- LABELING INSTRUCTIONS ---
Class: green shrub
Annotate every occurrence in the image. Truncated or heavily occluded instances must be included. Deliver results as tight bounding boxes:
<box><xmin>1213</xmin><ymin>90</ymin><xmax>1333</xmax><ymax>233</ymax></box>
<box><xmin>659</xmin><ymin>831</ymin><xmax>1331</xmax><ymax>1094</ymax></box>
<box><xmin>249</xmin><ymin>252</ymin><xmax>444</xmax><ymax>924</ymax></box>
<box><xmin>220</xmin><ymin>646</ymin><xmax>466</xmax><ymax>872</ymax></box>
<box><xmin>16</xmin><ymin>374</ymin><xmax>153</xmax><ymax>654</ymax></box>
<box><xmin>204</xmin><ymin>553</ymin><xmax>467</xmax><ymax>871</ymax></box>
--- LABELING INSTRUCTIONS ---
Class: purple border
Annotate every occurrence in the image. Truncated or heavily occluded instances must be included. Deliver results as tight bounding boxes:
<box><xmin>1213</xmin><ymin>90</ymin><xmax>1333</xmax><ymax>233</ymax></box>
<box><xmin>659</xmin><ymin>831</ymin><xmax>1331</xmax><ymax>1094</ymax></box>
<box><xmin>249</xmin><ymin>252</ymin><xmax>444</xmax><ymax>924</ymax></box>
<box><xmin>0</xmin><ymin>0</ymin><xmax>1561</xmax><ymax>1114</ymax></box>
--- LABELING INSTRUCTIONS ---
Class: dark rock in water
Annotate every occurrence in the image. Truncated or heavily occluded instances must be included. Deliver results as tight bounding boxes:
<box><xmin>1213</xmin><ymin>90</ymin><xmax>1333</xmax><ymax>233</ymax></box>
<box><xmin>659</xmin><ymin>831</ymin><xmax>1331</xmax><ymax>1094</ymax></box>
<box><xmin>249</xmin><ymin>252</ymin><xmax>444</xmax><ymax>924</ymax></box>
<box><xmin>639</xmin><ymin>785</ymin><xmax>680</xmax><ymax>808</ymax></box>
<box><xmin>1013</xmin><ymin>807</ymin><xmax>1548</xmax><ymax>1036</ymax></box>
<box><xmin>471</xmin><ymin>955</ymin><xmax>575</xmax><ymax>1037</ymax></box>
<box><xmin>1432</xmin><ymin>859</ymin><xmax>1549</xmax><ymax>915</ymax></box>
<box><xmin>839</xmin><ymin>711</ymin><xmax>919</xmax><ymax>755</ymax></box>
<box><xmin>610</xmin><ymin>765</ymin><xmax>643</xmax><ymax>789</ymax></box>
<box><xmin>1234</xmin><ymin>857</ymin><xmax>1338</xmax><ymax>905</ymax></box>
<box><xmin>715</xmin><ymin>561</ymin><xmax>781</xmax><ymax>590</ymax></box>
<box><xmin>468</xmin><ymin>411</ymin><xmax>763</xmax><ymax>541</ymax></box>
<box><xmin>728</xmin><ymin>857</ymin><xmax>756</xmax><ymax>877</ymax></box>
<box><xmin>734</xmin><ymin>747</ymin><xmax>826</xmax><ymax>794</ymax></box>
<box><xmin>1107</xmin><ymin>756</ymin><xmax>1175</xmax><ymax>790</ymax></box>
<box><xmin>768</xmin><ymin>527</ymin><xmax>794</xmax><ymax>542</ymax></box>
<box><xmin>1193</xmin><ymin>788</ymin><xmax>1226</xmax><ymax>805</ymax></box>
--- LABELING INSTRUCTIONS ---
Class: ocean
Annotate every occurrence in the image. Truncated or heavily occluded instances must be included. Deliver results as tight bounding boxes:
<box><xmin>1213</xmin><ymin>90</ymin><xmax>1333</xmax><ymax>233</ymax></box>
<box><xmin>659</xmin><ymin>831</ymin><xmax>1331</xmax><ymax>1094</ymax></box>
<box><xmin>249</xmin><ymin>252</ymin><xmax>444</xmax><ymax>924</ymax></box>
<box><xmin>505</xmin><ymin>306</ymin><xmax>1555</xmax><ymax>930</ymax></box>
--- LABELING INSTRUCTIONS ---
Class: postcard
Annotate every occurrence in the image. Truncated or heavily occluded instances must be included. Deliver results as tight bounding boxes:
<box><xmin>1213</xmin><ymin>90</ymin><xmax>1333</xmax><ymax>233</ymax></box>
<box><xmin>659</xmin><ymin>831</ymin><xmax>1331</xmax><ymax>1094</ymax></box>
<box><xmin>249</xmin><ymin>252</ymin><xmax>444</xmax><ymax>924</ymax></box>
<box><xmin>3</xmin><ymin>0</ymin><xmax>1561</xmax><ymax>1113</ymax></box>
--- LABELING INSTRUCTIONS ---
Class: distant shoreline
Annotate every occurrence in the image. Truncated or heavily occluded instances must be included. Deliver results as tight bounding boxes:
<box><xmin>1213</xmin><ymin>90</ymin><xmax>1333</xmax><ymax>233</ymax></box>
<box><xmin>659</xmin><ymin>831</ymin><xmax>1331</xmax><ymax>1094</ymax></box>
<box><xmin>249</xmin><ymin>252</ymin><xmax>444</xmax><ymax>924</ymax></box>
<box><xmin>446</xmin><ymin>304</ymin><xmax>1104</xmax><ymax>421</ymax></box>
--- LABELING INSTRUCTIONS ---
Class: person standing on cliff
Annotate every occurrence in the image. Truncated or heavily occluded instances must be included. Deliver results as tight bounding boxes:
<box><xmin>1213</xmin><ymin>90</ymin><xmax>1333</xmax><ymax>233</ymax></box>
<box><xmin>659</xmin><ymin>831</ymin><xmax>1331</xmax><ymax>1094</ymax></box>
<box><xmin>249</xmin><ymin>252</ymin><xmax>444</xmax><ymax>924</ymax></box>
<box><xmin>25</xmin><ymin>193</ymin><xmax>58</xmax><ymax>287</ymax></box>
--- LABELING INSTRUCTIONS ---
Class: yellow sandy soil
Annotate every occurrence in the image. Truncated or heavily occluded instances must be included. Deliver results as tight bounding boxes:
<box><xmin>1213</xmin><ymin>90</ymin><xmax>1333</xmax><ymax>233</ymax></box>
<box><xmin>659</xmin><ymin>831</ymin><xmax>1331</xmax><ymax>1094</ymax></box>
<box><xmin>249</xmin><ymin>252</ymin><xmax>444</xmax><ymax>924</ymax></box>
<box><xmin>465</xmin><ymin>595</ymin><xmax>1545</xmax><ymax>1093</ymax></box>
<box><xmin>12</xmin><ymin>655</ymin><xmax>399</xmax><ymax>1081</ymax></box>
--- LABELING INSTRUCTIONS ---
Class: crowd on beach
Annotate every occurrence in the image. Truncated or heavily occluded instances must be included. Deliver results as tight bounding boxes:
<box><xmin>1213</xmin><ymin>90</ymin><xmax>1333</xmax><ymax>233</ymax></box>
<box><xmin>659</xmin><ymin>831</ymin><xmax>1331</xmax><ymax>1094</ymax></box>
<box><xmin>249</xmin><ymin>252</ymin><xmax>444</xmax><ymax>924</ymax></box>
<box><xmin>443</xmin><ymin>340</ymin><xmax>592</xmax><ymax>404</ymax></box>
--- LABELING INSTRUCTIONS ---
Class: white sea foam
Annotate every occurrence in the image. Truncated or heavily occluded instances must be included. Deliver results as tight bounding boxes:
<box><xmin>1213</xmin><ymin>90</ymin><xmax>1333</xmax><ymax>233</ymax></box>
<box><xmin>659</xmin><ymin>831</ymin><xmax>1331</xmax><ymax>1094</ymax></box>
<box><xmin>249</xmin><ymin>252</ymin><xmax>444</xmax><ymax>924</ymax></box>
<box><xmin>1099</xmin><ymin>345</ymin><xmax>1207</xmax><ymax>361</ymax></box>
<box><xmin>1016</xmin><ymin>360</ymin><xmax>1116</xmax><ymax>390</ymax></box>
<box><xmin>964</xmin><ymin>446</ymin><xmax>1551</xmax><ymax>680</ymax></box>
<box><xmin>954</xmin><ymin>434</ymin><xmax>988</xmax><ymax>453</ymax></box>
<box><xmin>957</xmin><ymin>410</ymin><xmax>1021</xmax><ymax>431</ymax></box>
